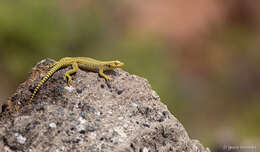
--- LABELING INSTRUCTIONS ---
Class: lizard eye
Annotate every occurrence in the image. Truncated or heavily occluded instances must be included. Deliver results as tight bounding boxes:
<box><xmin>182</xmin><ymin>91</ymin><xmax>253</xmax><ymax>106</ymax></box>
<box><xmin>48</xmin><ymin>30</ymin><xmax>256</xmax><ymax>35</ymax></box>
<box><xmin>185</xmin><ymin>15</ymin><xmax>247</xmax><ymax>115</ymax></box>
<box><xmin>114</xmin><ymin>62</ymin><xmax>118</xmax><ymax>65</ymax></box>
<box><xmin>107</xmin><ymin>64</ymin><xmax>111</xmax><ymax>68</ymax></box>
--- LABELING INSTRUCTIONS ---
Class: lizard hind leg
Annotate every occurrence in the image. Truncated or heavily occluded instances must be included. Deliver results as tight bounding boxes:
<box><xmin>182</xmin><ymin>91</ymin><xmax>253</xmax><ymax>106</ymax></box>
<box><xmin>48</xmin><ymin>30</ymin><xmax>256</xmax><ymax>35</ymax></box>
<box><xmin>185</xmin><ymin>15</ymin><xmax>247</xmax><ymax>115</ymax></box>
<box><xmin>64</xmin><ymin>62</ymin><xmax>79</xmax><ymax>85</ymax></box>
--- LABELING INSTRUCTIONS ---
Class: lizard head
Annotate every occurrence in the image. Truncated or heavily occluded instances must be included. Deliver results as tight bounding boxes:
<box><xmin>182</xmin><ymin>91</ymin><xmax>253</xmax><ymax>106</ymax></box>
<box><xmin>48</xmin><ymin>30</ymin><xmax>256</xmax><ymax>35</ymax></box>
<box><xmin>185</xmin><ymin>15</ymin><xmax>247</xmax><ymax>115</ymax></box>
<box><xmin>104</xmin><ymin>60</ymin><xmax>124</xmax><ymax>70</ymax></box>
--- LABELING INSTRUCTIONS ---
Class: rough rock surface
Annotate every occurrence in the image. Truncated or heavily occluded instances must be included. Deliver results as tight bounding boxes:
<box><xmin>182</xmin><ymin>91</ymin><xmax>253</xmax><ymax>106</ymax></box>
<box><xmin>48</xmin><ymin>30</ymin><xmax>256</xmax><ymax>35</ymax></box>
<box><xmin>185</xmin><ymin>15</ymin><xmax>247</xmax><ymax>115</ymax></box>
<box><xmin>0</xmin><ymin>59</ymin><xmax>210</xmax><ymax>152</ymax></box>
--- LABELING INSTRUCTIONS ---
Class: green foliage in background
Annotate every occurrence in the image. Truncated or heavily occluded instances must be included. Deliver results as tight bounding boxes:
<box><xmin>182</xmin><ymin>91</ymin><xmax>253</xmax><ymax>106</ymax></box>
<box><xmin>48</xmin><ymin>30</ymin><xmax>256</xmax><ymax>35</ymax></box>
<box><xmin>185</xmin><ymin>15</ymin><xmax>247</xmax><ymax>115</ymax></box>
<box><xmin>0</xmin><ymin>1</ymin><xmax>111</xmax><ymax>79</ymax></box>
<box><xmin>0</xmin><ymin>1</ymin><xmax>63</xmax><ymax>75</ymax></box>
<box><xmin>0</xmin><ymin>0</ymin><xmax>174</xmax><ymax>106</ymax></box>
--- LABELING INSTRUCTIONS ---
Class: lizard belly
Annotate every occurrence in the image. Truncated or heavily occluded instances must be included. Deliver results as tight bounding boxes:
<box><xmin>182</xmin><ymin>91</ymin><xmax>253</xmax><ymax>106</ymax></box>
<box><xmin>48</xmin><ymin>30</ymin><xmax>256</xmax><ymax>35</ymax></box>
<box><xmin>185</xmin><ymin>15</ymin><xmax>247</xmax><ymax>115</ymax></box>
<box><xmin>78</xmin><ymin>63</ymin><xmax>99</xmax><ymax>72</ymax></box>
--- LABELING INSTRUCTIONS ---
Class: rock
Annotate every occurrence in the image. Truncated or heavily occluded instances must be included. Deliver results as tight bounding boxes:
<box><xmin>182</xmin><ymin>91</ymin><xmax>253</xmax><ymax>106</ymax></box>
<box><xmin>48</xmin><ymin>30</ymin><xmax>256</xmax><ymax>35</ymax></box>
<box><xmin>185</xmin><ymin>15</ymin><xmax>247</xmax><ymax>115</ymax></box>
<box><xmin>0</xmin><ymin>59</ymin><xmax>211</xmax><ymax>152</ymax></box>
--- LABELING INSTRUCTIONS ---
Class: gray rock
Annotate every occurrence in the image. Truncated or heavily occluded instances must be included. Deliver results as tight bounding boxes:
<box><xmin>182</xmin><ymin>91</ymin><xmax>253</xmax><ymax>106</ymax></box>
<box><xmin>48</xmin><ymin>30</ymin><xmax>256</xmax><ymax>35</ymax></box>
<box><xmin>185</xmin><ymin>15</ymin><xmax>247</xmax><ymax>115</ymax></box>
<box><xmin>0</xmin><ymin>59</ymin><xmax>211</xmax><ymax>152</ymax></box>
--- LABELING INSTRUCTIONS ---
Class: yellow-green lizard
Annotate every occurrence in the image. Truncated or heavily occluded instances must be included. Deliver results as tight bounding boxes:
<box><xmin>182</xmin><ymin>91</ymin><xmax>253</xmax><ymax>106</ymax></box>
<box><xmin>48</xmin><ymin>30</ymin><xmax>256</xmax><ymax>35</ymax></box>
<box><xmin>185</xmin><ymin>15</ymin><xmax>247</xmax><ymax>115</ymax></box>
<box><xmin>29</xmin><ymin>57</ymin><xmax>124</xmax><ymax>104</ymax></box>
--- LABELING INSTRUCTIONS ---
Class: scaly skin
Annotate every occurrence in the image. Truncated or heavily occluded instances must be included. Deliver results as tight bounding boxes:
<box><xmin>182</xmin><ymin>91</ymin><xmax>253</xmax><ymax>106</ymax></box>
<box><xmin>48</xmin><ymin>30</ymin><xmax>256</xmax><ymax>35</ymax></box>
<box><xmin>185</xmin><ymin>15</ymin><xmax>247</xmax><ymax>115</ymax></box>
<box><xmin>28</xmin><ymin>57</ymin><xmax>124</xmax><ymax>104</ymax></box>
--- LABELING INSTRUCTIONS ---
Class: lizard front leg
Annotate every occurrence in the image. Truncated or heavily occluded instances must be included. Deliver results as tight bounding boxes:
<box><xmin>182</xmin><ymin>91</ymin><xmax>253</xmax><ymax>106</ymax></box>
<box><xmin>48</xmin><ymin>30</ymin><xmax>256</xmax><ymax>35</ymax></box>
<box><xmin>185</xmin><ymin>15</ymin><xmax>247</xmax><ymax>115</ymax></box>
<box><xmin>64</xmin><ymin>62</ymin><xmax>79</xmax><ymax>85</ymax></box>
<box><xmin>99</xmin><ymin>69</ymin><xmax>112</xmax><ymax>81</ymax></box>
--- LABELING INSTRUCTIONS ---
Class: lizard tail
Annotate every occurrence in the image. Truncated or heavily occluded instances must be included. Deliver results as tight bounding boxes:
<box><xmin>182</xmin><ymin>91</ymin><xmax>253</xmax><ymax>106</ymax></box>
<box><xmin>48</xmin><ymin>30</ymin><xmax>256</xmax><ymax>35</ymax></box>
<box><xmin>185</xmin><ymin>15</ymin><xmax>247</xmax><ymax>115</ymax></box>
<box><xmin>28</xmin><ymin>63</ymin><xmax>64</xmax><ymax>104</ymax></box>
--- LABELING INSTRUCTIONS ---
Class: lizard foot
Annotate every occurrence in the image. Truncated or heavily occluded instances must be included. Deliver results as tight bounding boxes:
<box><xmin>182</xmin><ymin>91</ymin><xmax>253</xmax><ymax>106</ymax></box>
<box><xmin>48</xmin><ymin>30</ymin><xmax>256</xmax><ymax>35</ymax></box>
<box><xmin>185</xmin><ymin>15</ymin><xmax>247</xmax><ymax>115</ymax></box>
<box><xmin>64</xmin><ymin>76</ymin><xmax>72</xmax><ymax>86</ymax></box>
<box><xmin>105</xmin><ymin>76</ymin><xmax>113</xmax><ymax>81</ymax></box>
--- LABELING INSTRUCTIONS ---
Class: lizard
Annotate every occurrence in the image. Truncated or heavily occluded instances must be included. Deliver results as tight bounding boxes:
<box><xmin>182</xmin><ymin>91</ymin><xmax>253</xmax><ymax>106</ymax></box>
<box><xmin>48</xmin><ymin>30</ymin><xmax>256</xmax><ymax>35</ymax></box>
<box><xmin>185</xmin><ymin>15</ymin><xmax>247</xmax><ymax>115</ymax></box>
<box><xmin>28</xmin><ymin>57</ymin><xmax>124</xmax><ymax>104</ymax></box>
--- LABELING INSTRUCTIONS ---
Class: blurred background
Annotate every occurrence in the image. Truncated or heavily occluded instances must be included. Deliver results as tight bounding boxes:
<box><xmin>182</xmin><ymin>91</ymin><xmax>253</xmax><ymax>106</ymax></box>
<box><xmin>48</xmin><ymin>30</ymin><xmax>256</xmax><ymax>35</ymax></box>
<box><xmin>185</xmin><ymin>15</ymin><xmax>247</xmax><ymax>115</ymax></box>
<box><xmin>0</xmin><ymin>0</ymin><xmax>259</xmax><ymax>151</ymax></box>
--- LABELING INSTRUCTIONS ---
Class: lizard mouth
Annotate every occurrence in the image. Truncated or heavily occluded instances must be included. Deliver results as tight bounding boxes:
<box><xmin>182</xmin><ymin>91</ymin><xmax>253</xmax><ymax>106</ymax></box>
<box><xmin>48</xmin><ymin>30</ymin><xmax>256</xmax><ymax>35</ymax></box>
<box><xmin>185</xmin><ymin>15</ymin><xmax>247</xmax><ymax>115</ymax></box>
<box><xmin>118</xmin><ymin>62</ymin><xmax>124</xmax><ymax>67</ymax></box>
